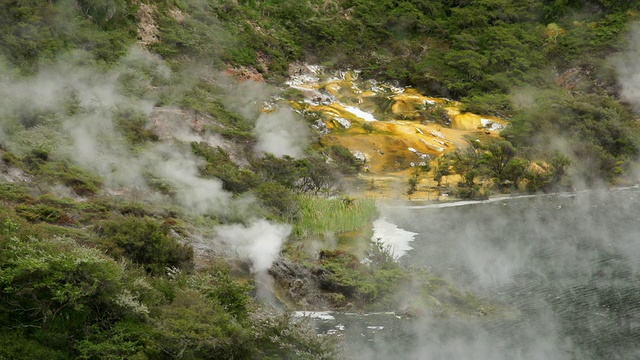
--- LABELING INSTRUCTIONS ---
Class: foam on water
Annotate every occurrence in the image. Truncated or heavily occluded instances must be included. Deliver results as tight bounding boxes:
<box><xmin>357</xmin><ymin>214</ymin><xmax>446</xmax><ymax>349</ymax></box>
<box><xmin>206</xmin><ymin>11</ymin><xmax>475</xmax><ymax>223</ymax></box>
<box><xmin>293</xmin><ymin>311</ymin><xmax>335</xmax><ymax>320</ymax></box>
<box><xmin>372</xmin><ymin>217</ymin><xmax>417</xmax><ymax>259</ymax></box>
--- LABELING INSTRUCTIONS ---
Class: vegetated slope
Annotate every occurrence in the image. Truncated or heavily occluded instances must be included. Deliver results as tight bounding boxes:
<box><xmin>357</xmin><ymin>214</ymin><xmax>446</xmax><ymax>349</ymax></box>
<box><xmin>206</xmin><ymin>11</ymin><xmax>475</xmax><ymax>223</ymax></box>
<box><xmin>205</xmin><ymin>0</ymin><xmax>640</xmax><ymax>185</ymax></box>
<box><xmin>1</xmin><ymin>0</ymin><xmax>640</xmax><ymax>358</ymax></box>
<box><xmin>2</xmin><ymin>0</ymin><xmax>640</xmax><ymax>183</ymax></box>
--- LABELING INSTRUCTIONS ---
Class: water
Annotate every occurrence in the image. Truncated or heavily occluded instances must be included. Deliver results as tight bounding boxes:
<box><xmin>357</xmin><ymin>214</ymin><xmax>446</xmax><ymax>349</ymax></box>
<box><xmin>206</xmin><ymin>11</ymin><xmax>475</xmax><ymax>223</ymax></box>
<box><xmin>318</xmin><ymin>188</ymin><xmax>640</xmax><ymax>359</ymax></box>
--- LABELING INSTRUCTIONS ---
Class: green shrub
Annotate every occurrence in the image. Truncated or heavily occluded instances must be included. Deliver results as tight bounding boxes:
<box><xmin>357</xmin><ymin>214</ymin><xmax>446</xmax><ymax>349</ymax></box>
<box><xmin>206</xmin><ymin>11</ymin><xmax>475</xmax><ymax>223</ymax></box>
<box><xmin>0</xmin><ymin>236</ymin><xmax>124</xmax><ymax>332</ymax></box>
<box><xmin>15</xmin><ymin>204</ymin><xmax>68</xmax><ymax>224</ymax></box>
<box><xmin>75</xmin><ymin>320</ymin><xmax>158</xmax><ymax>360</ymax></box>
<box><xmin>37</xmin><ymin>161</ymin><xmax>103</xmax><ymax>196</ymax></box>
<box><xmin>0</xmin><ymin>331</ymin><xmax>69</xmax><ymax>360</ymax></box>
<box><xmin>189</xmin><ymin>263</ymin><xmax>253</xmax><ymax>320</ymax></box>
<box><xmin>191</xmin><ymin>142</ymin><xmax>260</xmax><ymax>193</ymax></box>
<box><xmin>20</xmin><ymin>151</ymin><xmax>103</xmax><ymax>196</ymax></box>
<box><xmin>152</xmin><ymin>289</ymin><xmax>252</xmax><ymax>360</ymax></box>
<box><xmin>318</xmin><ymin>244</ymin><xmax>406</xmax><ymax>305</ymax></box>
<box><xmin>95</xmin><ymin>215</ymin><xmax>193</xmax><ymax>275</ymax></box>
<box><xmin>254</xmin><ymin>181</ymin><xmax>300</xmax><ymax>220</ymax></box>
<box><xmin>114</xmin><ymin>110</ymin><xmax>159</xmax><ymax>145</ymax></box>
<box><xmin>326</xmin><ymin>144</ymin><xmax>364</xmax><ymax>175</ymax></box>
<box><xmin>0</xmin><ymin>183</ymin><xmax>33</xmax><ymax>203</ymax></box>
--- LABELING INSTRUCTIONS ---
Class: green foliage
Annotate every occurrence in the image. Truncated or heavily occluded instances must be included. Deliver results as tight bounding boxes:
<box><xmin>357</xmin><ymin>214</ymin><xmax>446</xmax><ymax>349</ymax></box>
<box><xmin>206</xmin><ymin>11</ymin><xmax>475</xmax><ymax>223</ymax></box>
<box><xmin>448</xmin><ymin>141</ymin><xmax>484</xmax><ymax>187</ymax></box>
<box><xmin>251</xmin><ymin>309</ymin><xmax>341</xmax><ymax>360</ymax></box>
<box><xmin>0</xmin><ymin>0</ymin><xmax>136</xmax><ymax>71</ymax></box>
<box><xmin>0</xmin><ymin>236</ymin><xmax>123</xmax><ymax>333</ymax></box>
<box><xmin>176</xmin><ymin>83</ymin><xmax>255</xmax><ymax>139</ymax></box>
<box><xmin>253</xmin><ymin>181</ymin><xmax>301</xmax><ymax>220</ymax></box>
<box><xmin>294</xmin><ymin>196</ymin><xmax>378</xmax><ymax>238</ymax></box>
<box><xmin>0</xmin><ymin>330</ymin><xmax>69</xmax><ymax>360</ymax></box>
<box><xmin>15</xmin><ymin>204</ymin><xmax>68</xmax><ymax>224</ymax></box>
<box><xmin>481</xmin><ymin>140</ymin><xmax>518</xmax><ymax>182</ymax></box>
<box><xmin>0</xmin><ymin>183</ymin><xmax>33</xmax><ymax>203</ymax></box>
<box><xmin>294</xmin><ymin>155</ymin><xmax>342</xmax><ymax>195</ymax></box>
<box><xmin>1</xmin><ymin>0</ymin><xmax>639</xmax><ymax>356</ymax></box>
<box><xmin>419</xmin><ymin>103</ymin><xmax>452</xmax><ymax>126</ymax></box>
<box><xmin>152</xmin><ymin>289</ymin><xmax>252</xmax><ymax>359</ymax></box>
<box><xmin>433</xmin><ymin>156</ymin><xmax>452</xmax><ymax>187</ymax></box>
<box><xmin>318</xmin><ymin>242</ymin><xmax>406</xmax><ymax>305</ymax></box>
<box><xmin>461</xmin><ymin>93</ymin><xmax>513</xmax><ymax>117</ymax></box>
<box><xmin>326</xmin><ymin>144</ymin><xmax>364</xmax><ymax>174</ymax></box>
<box><xmin>114</xmin><ymin>110</ymin><xmax>159</xmax><ymax>145</ymax></box>
<box><xmin>36</xmin><ymin>160</ymin><xmax>103</xmax><ymax>196</ymax></box>
<box><xmin>77</xmin><ymin>0</ymin><xmax>133</xmax><ymax>29</ymax></box>
<box><xmin>17</xmin><ymin>150</ymin><xmax>102</xmax><ymax>196</ymax></box>
<box><xmin>75</xmin><ymin>320</ymin><xmax>158</xmax><ymax>360</ymax></box>
<box><xmin>0</xmin><ymin>227</ymin><xmax>338</xmax><ymax>358</ymax></box>
<box><xmin>406</xmin><ymin>173</ymin><xmax>419</xmax><ymax>196</ymax></box>
<box><xmin>503</xmin><ymin>90</ymin><xmax>639</xmax><ymax>182</ymax></box>
<box><xmin>191</xmin><ymin>263</ymin><xmax>253</xmax><ymax>320</ymax></box>
<box><xmin>191</xmin><ymin>142</ymin><xmax>260</xmax><ymax>193</ymax></box>
<box><xmin>95</xmin><ymin>215</ymin><xmax>194</xmax><ymax>275</ymax></box>
<box><xmin>250</xmin><ymin>154</ymin><xmax>304</xmax><ymax>188</ymax></box>
<box><xmin>151</xmin><ymin>1</ymin><xmax>232</xmax><ymax>63</ymax></box>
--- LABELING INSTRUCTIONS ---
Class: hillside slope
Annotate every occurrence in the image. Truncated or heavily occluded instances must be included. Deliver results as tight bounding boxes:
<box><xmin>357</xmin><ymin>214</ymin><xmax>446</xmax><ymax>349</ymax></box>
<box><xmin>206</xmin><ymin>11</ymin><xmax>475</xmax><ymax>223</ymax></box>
<box><xmin>1</xmin><ymin>0</ymin><xmax>640</xmax><ymax>358</ymax></box>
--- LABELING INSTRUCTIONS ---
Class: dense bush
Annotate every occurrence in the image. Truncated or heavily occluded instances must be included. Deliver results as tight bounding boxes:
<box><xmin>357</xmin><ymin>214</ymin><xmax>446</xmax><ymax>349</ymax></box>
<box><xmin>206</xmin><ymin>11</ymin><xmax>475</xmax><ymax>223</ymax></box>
<box><xmin>95</xmin><ymin>215</ymin><xmax>194</xmax><ymax>275</ymax></box>
<box><xmin>503</xmin><ymin>91</ymin><xmax>639</xmax><ymax>182</ymax></box>
<box><xmin>0</xmin><ymin>233</ymin><xmax>339</xmax><ymax>359</ymax></box>
<box><xmin>253</xmin><ymin>181</ymin><xmax>301</xmax><ymax>220</ymax></box>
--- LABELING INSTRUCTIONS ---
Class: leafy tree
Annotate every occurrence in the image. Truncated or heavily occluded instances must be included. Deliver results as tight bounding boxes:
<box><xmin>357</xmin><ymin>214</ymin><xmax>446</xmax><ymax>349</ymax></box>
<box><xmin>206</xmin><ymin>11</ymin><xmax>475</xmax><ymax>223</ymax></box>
<box><xmin>502</xmin><ymin>157</ymin><xmax>529</xmax><ymax>189</ymax></box>
<box><xmin>250</xmin><ymin>154</ymin><xmax>304</xmax><ymax>188</ymax></box>
<box><xmin>482</xmin><ymin>140</ymin><xmax>517</xmax><ymax>182</ymax></box>
<box><xmin>433</xmin><ymin>156</ymin><xmax>452</xmax><ymax>187</ymax></box>
<box><xmin>407</xmin><ymin>173</ymin><xmax>419</xmax><ymax>196</ymax></box>
<box><xmin>449</xmin><ymin>141</ymin><xmax>483</xmax><ymax>187</ymax></box>
<box><xmin>296</xmin><ymin>156</ymin><xmax>341</xmax><ymax>195</ymax></box>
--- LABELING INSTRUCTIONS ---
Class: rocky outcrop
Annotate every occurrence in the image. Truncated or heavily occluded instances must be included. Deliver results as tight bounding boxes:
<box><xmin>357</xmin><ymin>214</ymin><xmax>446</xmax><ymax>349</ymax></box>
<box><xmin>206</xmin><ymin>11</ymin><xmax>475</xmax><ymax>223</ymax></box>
<box><xmin>269</xmin><ymin>257</ymin><xmax>352</xmax><ymax>310</ymax></box>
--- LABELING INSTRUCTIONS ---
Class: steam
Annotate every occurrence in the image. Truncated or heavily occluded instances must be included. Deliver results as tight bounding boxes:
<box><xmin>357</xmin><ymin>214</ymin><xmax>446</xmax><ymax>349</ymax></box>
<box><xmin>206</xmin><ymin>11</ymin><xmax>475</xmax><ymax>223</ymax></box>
<box><xmin>218</xmin><ymin>75</ymin><xmax>275</xmax><ymax>120</ymax></box>
<box><xmin>0</xmin><ymin>48</ymin><xmax>240</xmax><ymax>214</ymax></box>
<box><xmin>148</xmin><ymin>144</ymin><xmax>232</xmax><ymax>213</ymax></box>
<box><xmin>612</xmin><ymin>22</ymin><xmax>640</xmax><ymax>113</ymax></box>
<box><xmin>609</xmin><ymin>22</ymin><xmax>640</xmax><ymax>182</ymax></box>
<box><xmin>362</xmin><ymin>188</ymin><xmax>640</xmax><ymax>360</ymax></box>
<box><xmin>216</xmin><ymin>219</ymin><xmax>291</xmax><ymax>273</ymax></box>
<box><xmin>254</xmin><ymin>107</ymin><xmax>310</xmax><ymax>158</ymax></box>
<box><xmin>216</xmin><ymin>219</ymin><xmax>292</xmax><ymax>301</ymax></box>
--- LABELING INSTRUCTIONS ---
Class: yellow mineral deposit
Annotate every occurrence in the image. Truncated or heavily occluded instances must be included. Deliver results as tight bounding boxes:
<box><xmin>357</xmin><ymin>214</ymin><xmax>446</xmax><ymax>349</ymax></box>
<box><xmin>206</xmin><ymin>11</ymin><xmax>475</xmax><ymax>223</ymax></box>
<box><xmin>288</xmin><ymin>68</ymin><xmax>507</xmax><ymax>199</ymax></box>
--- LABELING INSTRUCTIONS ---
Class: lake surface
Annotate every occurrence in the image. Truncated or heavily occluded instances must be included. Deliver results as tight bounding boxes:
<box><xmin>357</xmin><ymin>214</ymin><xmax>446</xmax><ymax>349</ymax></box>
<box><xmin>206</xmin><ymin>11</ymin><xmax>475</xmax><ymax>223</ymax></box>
<box><xmin>316</xmin><ymin>188</ymin><xmax>640</xmax><ymax>359</ymax></box>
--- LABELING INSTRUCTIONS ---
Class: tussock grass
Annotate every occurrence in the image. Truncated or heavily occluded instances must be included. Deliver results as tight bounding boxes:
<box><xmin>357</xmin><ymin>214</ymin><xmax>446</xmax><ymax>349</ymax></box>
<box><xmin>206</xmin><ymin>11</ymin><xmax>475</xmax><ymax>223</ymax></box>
<box><xmin>294</xmin><ymin>196</ymin><xmax>377</xmax><ymax>238</ymax></box>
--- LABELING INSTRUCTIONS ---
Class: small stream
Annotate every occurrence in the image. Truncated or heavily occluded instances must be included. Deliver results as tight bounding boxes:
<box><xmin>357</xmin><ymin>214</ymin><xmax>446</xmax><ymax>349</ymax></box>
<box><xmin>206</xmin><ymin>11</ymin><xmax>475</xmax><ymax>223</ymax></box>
<box><xmin>309</xmin><ymin>187</ymin><xmax>640</xmax><ymax>359</ymax></box>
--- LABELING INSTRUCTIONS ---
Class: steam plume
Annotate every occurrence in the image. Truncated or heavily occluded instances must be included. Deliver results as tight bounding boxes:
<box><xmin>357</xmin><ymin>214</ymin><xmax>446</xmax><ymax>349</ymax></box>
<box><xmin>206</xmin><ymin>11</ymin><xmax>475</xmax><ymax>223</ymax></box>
<box><xmin>254</xmin><ymin>107</ymin><xmax>310</xmax><ymax>158</ymax></box>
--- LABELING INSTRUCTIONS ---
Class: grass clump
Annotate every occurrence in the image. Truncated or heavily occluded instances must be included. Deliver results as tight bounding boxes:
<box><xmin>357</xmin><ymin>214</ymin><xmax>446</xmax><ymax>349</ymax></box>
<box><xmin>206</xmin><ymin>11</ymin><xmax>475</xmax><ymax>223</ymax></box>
<box><xmin>294</xmin><ymin>196</ymin><xmax>377</xmax><ymax>238</ymax></box>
